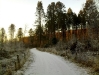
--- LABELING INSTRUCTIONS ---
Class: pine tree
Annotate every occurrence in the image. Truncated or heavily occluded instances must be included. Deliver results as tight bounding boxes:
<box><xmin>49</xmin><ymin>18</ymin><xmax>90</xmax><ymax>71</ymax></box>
<box><xmin>35</xmin><ymin>1</ymin><xmax>45</xmax><ymax>46</ymax></box>
<box><xmin>84</xmin><ymin>0</ymin><xmax>99</xmax><ymax>39</ymax></box>
<box><xmin>17</xmin><ymin>28</ymin><xmax>23</xmax><ymax>41</ymax></box>
<box><xmin>55</xmin><ymin>1</ymin><xmax>67</xmax><ymax>41</ymax></box>
<box><xmin>28</xmin><ymin>28</ymin><xmax>34</xmax><ymax>47</ymax></box>
<box><xmin>1</xmin><ymin>28</ymin><xmax>5</xmax><ymax>48</ymax></box>
<box><xmin>9</xmin><ymin>24</ymin><xmax>15</xmax><ymax>41</ymax></box>
<box><xmin>9</xmin><ymin>24</ymin><xmax>15</xmax><ymax>49</ymax></box>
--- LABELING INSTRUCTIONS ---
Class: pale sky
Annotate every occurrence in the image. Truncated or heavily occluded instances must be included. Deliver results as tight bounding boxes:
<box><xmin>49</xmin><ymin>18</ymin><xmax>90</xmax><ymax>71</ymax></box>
<box><xmin>0</xmin><ymin>0</ymin><xmax>86</xmax><ymax>35</ymax></box>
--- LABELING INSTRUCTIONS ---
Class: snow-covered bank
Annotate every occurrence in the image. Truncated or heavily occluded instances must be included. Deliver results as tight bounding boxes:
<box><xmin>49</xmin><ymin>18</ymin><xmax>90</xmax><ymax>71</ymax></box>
<box><xmin>0</xmin><ymin>48</ymin><xmax>30</xmax><ymax>75</ymax></box>
<box><xmin>15</xmin><ymin>48</ymin><xmax>89</xmax><ymax>75</ymax></box>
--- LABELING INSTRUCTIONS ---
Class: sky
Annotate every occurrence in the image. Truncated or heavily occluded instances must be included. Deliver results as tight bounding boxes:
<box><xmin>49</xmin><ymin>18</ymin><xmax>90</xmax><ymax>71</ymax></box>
<box><xmin>0</xmin><ymin>0</ymin><xmax>86</xmax><ymax>35</ymax></box>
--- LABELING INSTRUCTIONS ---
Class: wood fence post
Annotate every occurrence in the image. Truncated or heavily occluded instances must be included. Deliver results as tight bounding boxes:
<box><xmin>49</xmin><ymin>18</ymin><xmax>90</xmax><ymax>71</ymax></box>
<box><xmin>23</xmin><ymin>53</ymin><xmax>26</xmax><ymax>60</ymax></box>
<box><xmin>14</xmin><ymin>61</ymin><xmax>17</xmax><ymax>71</ymax></box>
<box><xmin>17</xmin><ymin>55</ymin><xmax>20</xmax><ymax>69</ymax></box>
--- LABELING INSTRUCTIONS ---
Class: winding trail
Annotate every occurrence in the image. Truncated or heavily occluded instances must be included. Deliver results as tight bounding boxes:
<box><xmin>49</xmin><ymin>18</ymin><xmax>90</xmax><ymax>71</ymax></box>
<box><xmin>23</xmin><ymin>48</ymin><xmax>89</xmax><ymax>75</ymax></box>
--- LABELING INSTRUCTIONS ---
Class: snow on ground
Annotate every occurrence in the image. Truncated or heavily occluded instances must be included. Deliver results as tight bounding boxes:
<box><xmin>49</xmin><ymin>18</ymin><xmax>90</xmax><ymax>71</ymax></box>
<box><xmin>15</xmin><ymin>48</ymin><xmax>89</xmax><ymax>75</ymax></box>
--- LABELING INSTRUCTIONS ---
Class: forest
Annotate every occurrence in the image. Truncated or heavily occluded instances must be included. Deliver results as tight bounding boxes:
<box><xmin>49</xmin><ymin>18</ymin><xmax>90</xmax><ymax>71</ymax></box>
<box><xmin>0</xmin><ymin>0</ymin><xmax>99</xmax><ymax>75</ymax></box>
<box><xmin>0</xmin><ymin>0</ymin><xmax>99</xmax><ymax>47</ymax></box>
<box><xmin>25</xmin><ymin>0</ymin><xmax>99</xmax><ymax>48</ymax></box>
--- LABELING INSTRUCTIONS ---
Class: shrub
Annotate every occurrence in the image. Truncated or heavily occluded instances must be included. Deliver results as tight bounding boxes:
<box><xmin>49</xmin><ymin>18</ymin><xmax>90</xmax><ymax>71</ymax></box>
<box><xmin>70</xmin><ymin>42</ymin><xmax>77</xmax><ymax>54</ymax></box>
<box><xmin>76</xmin><ymin>41</ymin><xmax>85</xmax><ymax>52</ymax></box>
<box><xmin>0</xmin><ymin>48</ymin><xmax>10</xmax><ymax>59</ymax></box>
<box><xmin>52</xmin><ymin>37</ymin><xmax>58</xmax><ymax>45</ymax></box>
